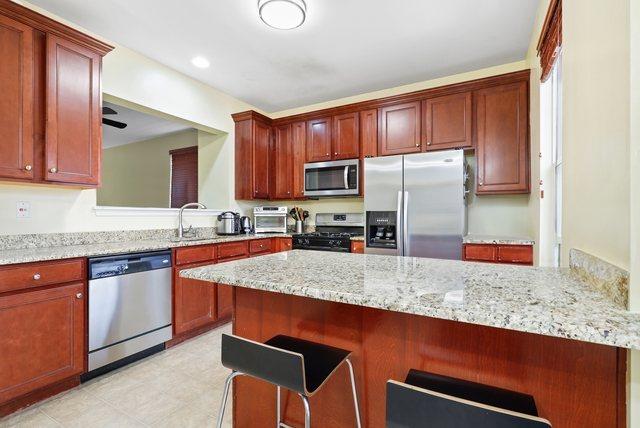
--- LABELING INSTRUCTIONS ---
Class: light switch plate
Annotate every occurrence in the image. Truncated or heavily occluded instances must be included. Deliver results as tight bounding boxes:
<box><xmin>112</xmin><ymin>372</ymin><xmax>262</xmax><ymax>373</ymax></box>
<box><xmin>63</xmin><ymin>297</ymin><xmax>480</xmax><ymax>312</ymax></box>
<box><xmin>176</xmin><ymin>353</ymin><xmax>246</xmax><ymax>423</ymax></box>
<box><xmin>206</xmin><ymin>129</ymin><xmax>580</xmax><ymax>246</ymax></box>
<box><xmin>17</xmin><ymin>201</ymin><xmax>30</xmax><ymax>218</ymax></box>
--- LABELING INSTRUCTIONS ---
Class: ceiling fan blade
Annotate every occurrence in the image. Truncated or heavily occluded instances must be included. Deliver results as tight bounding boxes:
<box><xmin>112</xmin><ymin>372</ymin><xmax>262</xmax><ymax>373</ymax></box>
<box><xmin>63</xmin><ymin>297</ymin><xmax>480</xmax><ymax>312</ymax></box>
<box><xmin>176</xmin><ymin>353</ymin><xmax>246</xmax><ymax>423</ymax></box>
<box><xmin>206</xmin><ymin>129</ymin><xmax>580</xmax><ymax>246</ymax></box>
<box><xmin>102</xmin><ymin>118</ymin><xmax>127</xmax><ymax>129</ymax></box>
<box><xmin>102</xmin><ymin>106</ymin><xmax>118</xmax><ymax>115</ymax></box>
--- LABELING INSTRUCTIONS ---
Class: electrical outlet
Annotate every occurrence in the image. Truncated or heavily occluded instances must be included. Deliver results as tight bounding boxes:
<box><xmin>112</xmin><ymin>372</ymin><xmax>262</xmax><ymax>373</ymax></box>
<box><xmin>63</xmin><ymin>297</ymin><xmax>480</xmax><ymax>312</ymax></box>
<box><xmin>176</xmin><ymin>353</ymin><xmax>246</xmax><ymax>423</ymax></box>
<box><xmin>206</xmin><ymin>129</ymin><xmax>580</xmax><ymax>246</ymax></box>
<box><xmin>17</xmin><ymin>201</ymin><xmax>31</xmax><ymax>218</ymax></box>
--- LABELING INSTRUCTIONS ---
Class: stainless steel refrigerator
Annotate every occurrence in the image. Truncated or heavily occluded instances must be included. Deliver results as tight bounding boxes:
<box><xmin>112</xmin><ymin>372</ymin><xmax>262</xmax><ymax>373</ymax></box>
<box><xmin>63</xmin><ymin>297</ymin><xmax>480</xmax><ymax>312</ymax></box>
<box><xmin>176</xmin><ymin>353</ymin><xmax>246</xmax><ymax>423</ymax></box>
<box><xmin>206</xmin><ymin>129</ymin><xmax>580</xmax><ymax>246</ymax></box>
<box><xmin>364</xmin><ymin>150</ymin><xmax>468</xmax><ymax>260</ymax></box>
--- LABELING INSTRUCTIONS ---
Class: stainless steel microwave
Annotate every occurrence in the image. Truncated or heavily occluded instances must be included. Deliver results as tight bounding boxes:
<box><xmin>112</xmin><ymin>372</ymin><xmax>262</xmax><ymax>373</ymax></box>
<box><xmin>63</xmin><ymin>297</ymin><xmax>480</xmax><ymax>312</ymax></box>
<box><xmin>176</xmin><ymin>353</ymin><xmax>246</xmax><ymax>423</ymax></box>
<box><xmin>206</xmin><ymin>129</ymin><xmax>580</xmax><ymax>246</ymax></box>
<box><xmin>304</xmin><ymin>159</ymin><xmax>359</xmax><ymax>197</ymax></box>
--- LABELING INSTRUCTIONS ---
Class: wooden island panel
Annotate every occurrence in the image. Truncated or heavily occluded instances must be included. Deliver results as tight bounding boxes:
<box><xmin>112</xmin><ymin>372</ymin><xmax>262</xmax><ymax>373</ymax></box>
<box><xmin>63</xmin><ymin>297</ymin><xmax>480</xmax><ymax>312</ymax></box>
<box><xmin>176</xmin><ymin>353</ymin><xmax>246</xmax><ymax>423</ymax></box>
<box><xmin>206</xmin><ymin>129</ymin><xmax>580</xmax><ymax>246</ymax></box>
<box><xmin>232</xmin><ymin>287</ymin><xmax>624</xmax><ymax>428</ymax></box>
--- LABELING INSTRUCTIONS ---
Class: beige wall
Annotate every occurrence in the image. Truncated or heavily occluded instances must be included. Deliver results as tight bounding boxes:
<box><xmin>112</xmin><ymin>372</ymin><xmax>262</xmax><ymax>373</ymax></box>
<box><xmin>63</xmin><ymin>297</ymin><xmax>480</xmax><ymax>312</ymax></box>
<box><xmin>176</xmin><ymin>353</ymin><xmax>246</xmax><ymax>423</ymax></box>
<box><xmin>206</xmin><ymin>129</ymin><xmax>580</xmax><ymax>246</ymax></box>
<box><xmin>271</xmin><ymin>61</ymin><xmax>535</xmax><ymax>238</ymax></box>
<box><xmin>98</xmin><ymin>129</ymin><xmax>198</xmax><ymax>208</ymax></box>
<box><xmin>561</xmin><ymin>0</ymin><xmax>631</xmax><ymax>270</ymax></box>
<box><xmin>0</xmin><ymin>2</ymin><xmax>260</xmax><ymax>235</ymax></box>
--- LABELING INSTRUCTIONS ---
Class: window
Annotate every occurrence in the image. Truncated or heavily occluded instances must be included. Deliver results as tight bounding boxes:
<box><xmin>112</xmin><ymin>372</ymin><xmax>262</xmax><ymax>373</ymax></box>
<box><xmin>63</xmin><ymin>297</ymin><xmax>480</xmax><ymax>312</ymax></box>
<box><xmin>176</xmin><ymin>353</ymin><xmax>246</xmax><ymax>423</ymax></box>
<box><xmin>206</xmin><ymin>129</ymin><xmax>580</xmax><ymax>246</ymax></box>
<box><xmin>169</xmin><ymin>146</ymin><xmax>198</xmax><ymax>208</ymax></box>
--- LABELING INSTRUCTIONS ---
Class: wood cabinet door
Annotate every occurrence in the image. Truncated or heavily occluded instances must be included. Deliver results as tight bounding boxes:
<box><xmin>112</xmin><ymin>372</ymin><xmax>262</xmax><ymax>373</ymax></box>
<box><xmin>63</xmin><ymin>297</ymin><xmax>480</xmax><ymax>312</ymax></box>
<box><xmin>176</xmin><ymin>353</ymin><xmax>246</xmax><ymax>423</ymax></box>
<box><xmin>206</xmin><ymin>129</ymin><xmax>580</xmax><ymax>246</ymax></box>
<box><xmin>0</xmin><ymin>283</ymin><xmax>85</xmax><ymax>403</ymax></box>
<box><xmin>360</xmin><ymin>109</ymin><xmax>378</xmax><ymax>159</ymax></box>
<box><xmin>174</xmin><ymin>263</ymin><xmax>216</xmax><ymax>335</ymax></box>
<box><xmin>45</xmin><ymin>34</ymin><xmax>102</xmax><ymax>186</ymax></box>
<box><xmin>475</xmin><ymin>82</ymin><xmax>529</xmax><ymax>194</ymax></box>
<box><xmin>306</xmin><ymin>117</ymin><xmax>332</xmax><ymax>163</ymax></box>
<box><xmin>332</xmin><ymin>112</ymin><xmax>359</xmax><ymax>159</ymax></box>
<box><xmin>0</xmin><ymin>15</ymin><xmax>34</xmax><ymax>181</ymax></box>
<box><xmin>273</xmin><ymin>124</ymin><xmax>292</xmax><ymax>199</ymax></box>
<box><xmin>423</xmin><ymin>92</ymin><xmax>472</xmax><ymax>151</ymax></box>
<box><xmin>216</xmin><ymin>284</ymin><xmax>233</xmax><ymax>320</ymax></box>
<box><xmin>291</xmin><ymin>121</ymin><xmax>306</xmax><ymax>198</ymax></box>
<box><xmin>379</xmin><ymin>101</ymin><xmax>421</xmax><ymax>156</ymax></box>
<box><xmin>235</xmin><ymin>120</ymin><xmax>253</xmax><ymax>199</ymax></box>
<box><xmin>253</xmin><ymin>120</ymin><xmax>271</xmax><ymax>199</ymax></box>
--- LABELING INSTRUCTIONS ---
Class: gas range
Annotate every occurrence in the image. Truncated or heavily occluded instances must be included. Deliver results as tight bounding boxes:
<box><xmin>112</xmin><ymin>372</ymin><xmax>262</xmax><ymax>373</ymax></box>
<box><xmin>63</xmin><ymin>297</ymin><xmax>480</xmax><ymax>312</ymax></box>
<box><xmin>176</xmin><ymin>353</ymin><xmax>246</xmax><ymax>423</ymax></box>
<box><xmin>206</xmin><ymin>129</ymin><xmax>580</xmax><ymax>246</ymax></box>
<box><xmin>292</xmin><ymin>213</ymin><xmax>364</xmax><ymax>253</ymax></box>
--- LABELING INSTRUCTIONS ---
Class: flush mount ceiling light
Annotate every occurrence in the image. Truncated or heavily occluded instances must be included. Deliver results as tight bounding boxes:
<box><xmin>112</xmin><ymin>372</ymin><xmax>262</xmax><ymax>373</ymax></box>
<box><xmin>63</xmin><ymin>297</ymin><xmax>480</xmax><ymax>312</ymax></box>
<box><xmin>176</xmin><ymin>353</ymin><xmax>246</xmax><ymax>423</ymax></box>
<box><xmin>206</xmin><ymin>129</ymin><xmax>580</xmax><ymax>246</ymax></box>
<box><xmin>258</xmin><ymin>0</ymin><xmax>306</xmax><ymax>30</ymax></box>
<box><xmin>191</xmin><ymin>56</ymin><xmax>210</xmax><ymax>68</ymax></box>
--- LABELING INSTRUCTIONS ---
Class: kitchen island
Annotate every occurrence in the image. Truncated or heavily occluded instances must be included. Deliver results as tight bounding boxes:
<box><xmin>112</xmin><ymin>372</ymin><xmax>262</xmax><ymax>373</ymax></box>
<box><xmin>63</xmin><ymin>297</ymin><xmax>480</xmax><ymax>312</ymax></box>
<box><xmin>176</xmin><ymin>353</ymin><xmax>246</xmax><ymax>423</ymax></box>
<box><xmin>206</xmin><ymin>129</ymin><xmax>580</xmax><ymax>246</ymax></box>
<box><xmin>181</xmin><ymin>250</ymin><xmax>638</xmax><ymax>428</ymax></box>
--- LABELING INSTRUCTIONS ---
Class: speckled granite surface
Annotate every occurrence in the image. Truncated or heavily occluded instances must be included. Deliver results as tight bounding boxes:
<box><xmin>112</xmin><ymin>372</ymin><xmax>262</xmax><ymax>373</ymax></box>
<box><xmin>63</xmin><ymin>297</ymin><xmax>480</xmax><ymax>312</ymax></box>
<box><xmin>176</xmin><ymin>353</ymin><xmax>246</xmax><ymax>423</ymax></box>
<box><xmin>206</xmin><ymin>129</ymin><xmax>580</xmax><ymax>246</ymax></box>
<box><xmin>463</xmin><ymin>235</ymin><xmax>535</xmax><ymax>245</ymax></box>
<box><xmin>0</xmin><ymin>231</ymin><xmax>291</xmax><ymax>266</ymax></box>
<box><xmin>181</xmin><ymin>250</ymin><xmax>640</xmax><ymax>349</ymax></box>
<box><xmin>350</xmin><ymin>236</ymin><xmax>364</xmax><ymax>242</ymax></box>
<box><xmin>570</xmin><ymin>248</ymin><xmax>629</xmax><ymax>308</ymax></box>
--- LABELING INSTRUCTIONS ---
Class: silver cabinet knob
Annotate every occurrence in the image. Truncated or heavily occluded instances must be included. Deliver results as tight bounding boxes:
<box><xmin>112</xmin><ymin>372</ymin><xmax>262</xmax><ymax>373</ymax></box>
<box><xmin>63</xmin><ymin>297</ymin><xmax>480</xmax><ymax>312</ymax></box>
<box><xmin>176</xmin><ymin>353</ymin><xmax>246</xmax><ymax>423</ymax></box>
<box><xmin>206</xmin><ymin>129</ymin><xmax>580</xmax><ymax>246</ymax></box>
<box><xmin>415</xmin><ymin>143</ymin><xmax>420</xmax><ymax>147</ymax></box>
<box><xmin>334</xmin><ymin>152</ymin><xmax>338</xmax><ymax>155</ymax></box>
<box><xmin>33</xmin><ymin>273</ymin><xmax>41</xmax><ymax>280</ymax></box>
<box><xmin>479</xmin><ymin>181</ymin><xmax>484</xmax><ymax>185</ymax></box>
<box><xmin>325</xmin><ymin>152</ymin><xmax>329</xmax><ymax>156</ymax></box>
<box><xmin>24</xmin><ymin>164</ymin><xmax>32</xmax><ymax>171</ymax></box>
<box><xmin>49</xmin><ymin>167</ymin><xmax>57</xmax><ymax>173</ymax></box>
<box><xmin>76</xmin><ymin>293</ymin><xmax>83</xmax><ymax>299</ymax></box>
<box><xmin>427</xmin><ymin>141</ymin><xmax>432</xmax><ymax>146</ymax></box>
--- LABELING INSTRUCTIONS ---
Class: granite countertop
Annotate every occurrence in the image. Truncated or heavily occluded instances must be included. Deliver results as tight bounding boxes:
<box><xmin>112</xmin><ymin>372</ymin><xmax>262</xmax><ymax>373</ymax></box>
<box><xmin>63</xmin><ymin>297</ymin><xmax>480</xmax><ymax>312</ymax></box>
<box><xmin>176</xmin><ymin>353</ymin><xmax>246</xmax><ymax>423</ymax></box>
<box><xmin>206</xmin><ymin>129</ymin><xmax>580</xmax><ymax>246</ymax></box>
<box><xmin>463</xmin><ymin>234</ymin><xmax>535</xmax><ymax>245</ymax></box>
<box><xmin>0</xmin><ymin>233</ymin><xmax>291</xmax><ymax>266</ymax></box>
<box><xmin>181</xmin><ymin>250</ymin><xmax>640</xmax><ymax>350</ymax></box>
<box><xmin>350</xmin><ymin>236</ymin><xmax>365</xmax><ymax>242</ymax></box>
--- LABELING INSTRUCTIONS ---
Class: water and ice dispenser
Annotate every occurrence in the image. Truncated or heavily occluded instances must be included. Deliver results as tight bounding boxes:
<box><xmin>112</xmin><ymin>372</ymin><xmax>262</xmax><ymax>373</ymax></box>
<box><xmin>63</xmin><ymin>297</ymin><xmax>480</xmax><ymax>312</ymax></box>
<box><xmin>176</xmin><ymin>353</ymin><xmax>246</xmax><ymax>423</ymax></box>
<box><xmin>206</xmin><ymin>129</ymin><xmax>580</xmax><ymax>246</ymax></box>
<box><xmin>366</xmin><ymin>211</ymin><xmax>397</xmax><ymax>250</ymax></box>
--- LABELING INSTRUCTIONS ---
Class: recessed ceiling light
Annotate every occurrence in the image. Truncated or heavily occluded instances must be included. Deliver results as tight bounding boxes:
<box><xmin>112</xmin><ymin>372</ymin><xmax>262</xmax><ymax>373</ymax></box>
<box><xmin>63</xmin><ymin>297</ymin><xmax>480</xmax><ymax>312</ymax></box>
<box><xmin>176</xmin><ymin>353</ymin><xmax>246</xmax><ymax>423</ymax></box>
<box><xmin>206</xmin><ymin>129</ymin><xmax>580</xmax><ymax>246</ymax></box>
<box><xmin>258</xmin><ymin>0</ymin><xmax>306</xmax><ymax>30</ymax></box>
<box><xmin>191</xmin><ymin>56</ymin><xmax>210</xmax><ymax>69</ymax></box>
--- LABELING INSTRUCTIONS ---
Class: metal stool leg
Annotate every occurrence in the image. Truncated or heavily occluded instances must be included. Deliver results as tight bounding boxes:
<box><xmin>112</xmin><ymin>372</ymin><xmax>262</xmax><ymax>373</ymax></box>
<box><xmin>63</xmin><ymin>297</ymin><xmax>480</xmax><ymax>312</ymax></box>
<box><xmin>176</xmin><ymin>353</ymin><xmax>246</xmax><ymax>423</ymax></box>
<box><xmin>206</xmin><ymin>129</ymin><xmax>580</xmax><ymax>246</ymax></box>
<box><xmin>216</xmin><ymin>370</ymin><xmax>243</xmax><ymax>428</ymax></box>
<box><xmin>345</xmin><ymin>358</ymin><xmax>362</xmax><ymax>428</ymax></box>
<box><xmin>276</xmin><ymin>385</ymin><xmax>281</xmax><ymax>427</ymax></box>
<box><xmin>299</xmin><ymin>393</ymin><xmax>311</xmax><ymax>428</ymax></box>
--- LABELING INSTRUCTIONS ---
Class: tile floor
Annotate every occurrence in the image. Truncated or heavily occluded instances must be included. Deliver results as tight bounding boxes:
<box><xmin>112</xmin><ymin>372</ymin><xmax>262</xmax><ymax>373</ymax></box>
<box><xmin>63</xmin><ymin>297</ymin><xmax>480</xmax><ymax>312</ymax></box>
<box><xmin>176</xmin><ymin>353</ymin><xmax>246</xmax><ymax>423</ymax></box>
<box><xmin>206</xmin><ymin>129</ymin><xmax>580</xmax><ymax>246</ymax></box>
<box><xmin>0</xmin><ymin>324</ymin><xmax>233</xmax><ymax>428</ymax></box>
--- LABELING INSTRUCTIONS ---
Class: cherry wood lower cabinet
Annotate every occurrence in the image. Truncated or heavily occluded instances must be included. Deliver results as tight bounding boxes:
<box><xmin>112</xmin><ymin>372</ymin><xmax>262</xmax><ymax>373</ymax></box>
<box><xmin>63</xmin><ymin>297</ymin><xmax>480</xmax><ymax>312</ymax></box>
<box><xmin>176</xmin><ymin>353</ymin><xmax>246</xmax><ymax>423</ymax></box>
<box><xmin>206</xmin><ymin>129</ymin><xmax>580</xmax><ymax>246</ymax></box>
<box><xmin>173</xmin><ymin>260</ymin><xmax>218</xmax><ymax>335</ymax></box>
<box><xmin>275</xmin><ymin>237</ymin><xmax>293</xmax><ymax>252</ymax></box>
<box><xmin>233</xmin><ymin>288</ymin><xmax>625</xmax><ymax>428</ymax></box>
<box><xmin>0</xmin><ymin>275</ymin><xmax>85</xmax><ymax>414</ymax></box>
<box><xmin>463</xmin><ymin>243</ymin><xmax>533</xmax><ymax>265</ymax></box>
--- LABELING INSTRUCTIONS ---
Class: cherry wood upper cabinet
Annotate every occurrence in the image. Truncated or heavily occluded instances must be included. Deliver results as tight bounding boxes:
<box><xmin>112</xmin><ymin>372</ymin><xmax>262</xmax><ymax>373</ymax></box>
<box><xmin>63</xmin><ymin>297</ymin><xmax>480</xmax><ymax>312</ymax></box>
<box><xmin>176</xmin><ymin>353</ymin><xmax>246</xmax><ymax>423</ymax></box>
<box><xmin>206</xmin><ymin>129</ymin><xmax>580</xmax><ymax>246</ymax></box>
<box><xmin>233</xmin><ymin>111</ymin><xmax>273</xmax><ymax>200</ymax></box>
<box><xmin>475</xmin><ymin>81</ymin><xmax>529</xmax><ymax>194</ymax></box>
<box><xmin>272</xmin><ymin>124</ymin><xmax>293</xmax><ymax>199</ymax></box>
<box><xmin>360</xmin><ymin>109</ymin><xmax>378</xmax><ymax>159</ymax></box>
<box><xmin>291</xmin><ymin>121</ymin><xmax>306</xmax><ymax>198</ymax></box>
<box><xmin>0</xmin><ymin>15</ymin><xmax>34</xmax><ymax>181</ymax></box>
<box><xmin>0</xmin><ymin>282</ymin><xmax>84</xmax><ymax>404</ymax></box>
<box><xmin>253</xmin><ymin>120</ymin><xmax>271</xmax><ymax>199</ymax></box>
<box><xmin>332</xmin><ymin>112</ymin><xmax>359</xmax><ymax>159</ymax></box>
<box><xmin>306</xmin><ymin>117</ymin><xmax>332</xmax><ymax>163</ymax></box>
<box><xmin>423</xmin><ymin>92</ymin><xmax>472</xmax><ymax>151</ymax></box>
<box><xmin>45</xmin><ymin>35</ymin><xmax>102</xmax><ymax>186</ymax></box>
<box><xmin>379</xmin><ymin>101</ymin><xmax>421</xmax><ymax>156</ymax></box>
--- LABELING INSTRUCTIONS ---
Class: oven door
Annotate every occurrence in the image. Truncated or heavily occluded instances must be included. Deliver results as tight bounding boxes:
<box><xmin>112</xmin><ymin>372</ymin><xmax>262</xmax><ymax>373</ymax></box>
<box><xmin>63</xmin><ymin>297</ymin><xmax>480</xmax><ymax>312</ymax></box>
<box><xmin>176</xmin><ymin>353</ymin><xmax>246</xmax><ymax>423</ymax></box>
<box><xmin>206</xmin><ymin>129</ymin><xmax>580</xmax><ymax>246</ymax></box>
<box><xmin>304</xmin><ymin>159</ymin><xmax>359</xmax><ymax>197</ymax></box>
<box><xmin>254</xmin><ymin>214</ymin><xmax>287</xmax><ymax>233</ymax></box>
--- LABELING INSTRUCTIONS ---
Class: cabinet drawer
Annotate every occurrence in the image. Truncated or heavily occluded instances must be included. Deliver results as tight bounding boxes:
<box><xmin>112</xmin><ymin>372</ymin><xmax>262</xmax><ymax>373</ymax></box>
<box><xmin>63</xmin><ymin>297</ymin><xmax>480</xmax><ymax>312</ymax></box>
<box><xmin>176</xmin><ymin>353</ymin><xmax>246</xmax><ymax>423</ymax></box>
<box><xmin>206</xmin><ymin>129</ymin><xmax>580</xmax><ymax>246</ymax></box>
<box><xmin>0</xmin><ymin>259</ymin><xmax>84</xmax><ymax>294</ymax></box>
<box><xmin>175</xmin><ymin>245</ymin><xmax>217</xmax><ymax>266</ymax></box>
<box><xmin>497</xmin><ymin>245</ymin><xmax>533</xmax><ymax>265</ymax></box>
<box><xmin>463</xmin><ymin>245</ymin><xmax>497</xmax><ymax>262</ymax></box>
<box><xmin>350</xmin><ymin>241</ymin><xmax>364</xmax><ymax>254</ymax></box>
<box><xmin>278</xmin><ymin>238</ymin><xmax>293</xmax><ymax>252</ymax></box>
<box><xmin>218</xmin><ymin>241</ymin><xmax>249</xmax><ymax>261</ymax></box>
<box><xmin>249</xmin><ymin>239</ymin><xmax>272</xmax><ymax>254</ymax></box>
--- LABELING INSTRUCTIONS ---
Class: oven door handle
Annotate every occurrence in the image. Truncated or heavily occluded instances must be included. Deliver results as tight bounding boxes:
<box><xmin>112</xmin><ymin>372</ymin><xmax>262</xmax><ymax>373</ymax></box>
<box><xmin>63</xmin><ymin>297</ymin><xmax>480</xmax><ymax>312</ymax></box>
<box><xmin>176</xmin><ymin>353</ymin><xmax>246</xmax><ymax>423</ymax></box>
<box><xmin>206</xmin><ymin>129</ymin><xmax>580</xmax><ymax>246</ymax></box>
<box><xmin>344</xmin><ymin>165</ymin><xmax>349</xmax><ymax>190</ymax></box>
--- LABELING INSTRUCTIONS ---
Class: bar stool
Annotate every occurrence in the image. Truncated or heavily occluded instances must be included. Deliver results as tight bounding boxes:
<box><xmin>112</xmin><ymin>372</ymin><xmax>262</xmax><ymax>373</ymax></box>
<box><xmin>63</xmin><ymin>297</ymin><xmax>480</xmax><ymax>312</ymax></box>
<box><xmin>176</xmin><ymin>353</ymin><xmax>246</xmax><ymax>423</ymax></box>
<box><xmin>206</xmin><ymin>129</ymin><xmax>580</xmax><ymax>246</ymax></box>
<box><xmin>216</xmin><ymin>333</ymin><xmax>362</xmax><ymax>428</ymax></box>
<box><xmin>386</xmin><ymin>369</ymin><xmax>551</xmax><ymax>428</ymax></box>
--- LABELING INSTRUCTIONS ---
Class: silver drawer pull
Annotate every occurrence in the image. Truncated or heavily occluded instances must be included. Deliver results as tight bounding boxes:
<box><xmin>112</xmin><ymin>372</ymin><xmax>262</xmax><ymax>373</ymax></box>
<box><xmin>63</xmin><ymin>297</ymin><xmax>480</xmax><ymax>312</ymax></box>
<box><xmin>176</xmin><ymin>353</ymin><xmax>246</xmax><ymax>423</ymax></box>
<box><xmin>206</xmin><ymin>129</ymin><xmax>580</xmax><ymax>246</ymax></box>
<box><xmin>76</xmin><ymin>293</ymin><xmax>83</xmax><ymax>299</ymax></box>
<box><xmin>33</xmin><ymin>273</ymin><xmax>41</xmax><ymax>280</ymax></box>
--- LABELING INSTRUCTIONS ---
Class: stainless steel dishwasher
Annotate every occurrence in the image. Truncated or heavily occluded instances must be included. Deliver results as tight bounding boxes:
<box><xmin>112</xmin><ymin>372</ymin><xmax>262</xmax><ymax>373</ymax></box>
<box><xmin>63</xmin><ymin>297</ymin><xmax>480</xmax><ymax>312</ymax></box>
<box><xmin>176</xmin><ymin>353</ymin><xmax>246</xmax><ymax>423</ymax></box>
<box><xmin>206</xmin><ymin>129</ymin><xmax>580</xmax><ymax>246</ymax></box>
<box><xmin>86</xmin><ymin>250</ymin><xmax>172</xmax><ymax>378</ymax></box>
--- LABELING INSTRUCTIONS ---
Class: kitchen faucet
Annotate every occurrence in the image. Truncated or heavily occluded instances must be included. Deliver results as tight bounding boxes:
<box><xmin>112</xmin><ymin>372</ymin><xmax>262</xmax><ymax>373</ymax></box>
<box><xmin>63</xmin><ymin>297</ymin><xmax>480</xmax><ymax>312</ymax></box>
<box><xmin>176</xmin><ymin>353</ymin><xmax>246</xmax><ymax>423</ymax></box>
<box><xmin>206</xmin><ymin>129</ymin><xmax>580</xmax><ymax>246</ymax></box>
<box><xmin>178</xmin><ymin>202</ymin><xmax>207</xmax><ymax>239</ymax></box>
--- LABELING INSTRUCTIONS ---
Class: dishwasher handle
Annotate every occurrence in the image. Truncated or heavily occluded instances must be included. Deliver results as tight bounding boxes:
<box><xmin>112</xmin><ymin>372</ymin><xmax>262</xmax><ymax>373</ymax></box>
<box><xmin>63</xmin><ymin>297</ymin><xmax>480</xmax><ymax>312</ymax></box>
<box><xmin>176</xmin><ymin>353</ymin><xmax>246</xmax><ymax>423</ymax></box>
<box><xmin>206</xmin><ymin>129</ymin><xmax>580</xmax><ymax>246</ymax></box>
<box><xmin>88</xmin><ymin>250</ymin><xmax>172</xmax><ymax>280</ymax></box>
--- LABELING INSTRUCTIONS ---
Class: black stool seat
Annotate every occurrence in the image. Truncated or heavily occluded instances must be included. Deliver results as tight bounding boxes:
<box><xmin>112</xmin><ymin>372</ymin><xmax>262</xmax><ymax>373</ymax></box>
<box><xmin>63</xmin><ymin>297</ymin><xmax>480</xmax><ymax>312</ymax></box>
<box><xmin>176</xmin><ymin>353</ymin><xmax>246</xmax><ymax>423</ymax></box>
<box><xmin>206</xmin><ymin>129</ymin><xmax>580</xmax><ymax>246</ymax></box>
<box><xmin>404</xmin><ymin>369</ymin><xmax>538</xmax><ymax>416</ymax></box>
<box><xmin>386</xmin><ymin>369</ymin><xmax>551</xmax><ymax>428</ymax></box>
<box><xmin>265</xmin><ymin>335</ymin><xmax>351</xmax><ymax>394</ymax></box>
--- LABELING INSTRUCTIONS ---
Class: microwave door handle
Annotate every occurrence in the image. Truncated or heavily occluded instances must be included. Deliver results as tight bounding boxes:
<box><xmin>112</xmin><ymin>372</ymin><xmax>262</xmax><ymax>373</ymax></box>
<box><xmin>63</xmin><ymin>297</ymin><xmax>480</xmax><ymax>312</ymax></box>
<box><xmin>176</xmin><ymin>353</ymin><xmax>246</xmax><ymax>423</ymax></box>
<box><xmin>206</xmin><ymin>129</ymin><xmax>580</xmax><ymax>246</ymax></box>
<box><xmin>344</xmin><ymin>166</ymin><xmax>349</xmax><ymax>190</ymax></box>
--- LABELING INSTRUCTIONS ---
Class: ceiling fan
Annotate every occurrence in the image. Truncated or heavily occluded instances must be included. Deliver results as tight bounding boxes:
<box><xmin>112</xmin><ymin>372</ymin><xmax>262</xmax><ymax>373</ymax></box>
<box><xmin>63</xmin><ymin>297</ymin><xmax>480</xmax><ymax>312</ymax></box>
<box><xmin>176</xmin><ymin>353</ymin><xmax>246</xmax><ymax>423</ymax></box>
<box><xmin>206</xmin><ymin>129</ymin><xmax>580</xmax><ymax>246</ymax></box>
<box><xmin>102</xmin><ymin>106</ymin><xmax>127</xmax><ymax>129</ymax></box>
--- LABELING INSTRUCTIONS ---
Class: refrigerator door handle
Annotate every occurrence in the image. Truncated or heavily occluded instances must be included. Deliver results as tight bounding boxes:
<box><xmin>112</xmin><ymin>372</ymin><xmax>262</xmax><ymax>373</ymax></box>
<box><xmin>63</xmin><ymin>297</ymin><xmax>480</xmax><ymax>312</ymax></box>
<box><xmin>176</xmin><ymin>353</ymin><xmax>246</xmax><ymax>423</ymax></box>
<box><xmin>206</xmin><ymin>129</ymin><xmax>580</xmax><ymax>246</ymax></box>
<box><xmin>397</xmin><ymin>190</ymin><xmax>403</xmax><ymax>256</ymax></box>
<box><xmin>403</xmin><ymin>191</ymin><xmax>409</xmax><ymax>256</ymax></box>
<box><xmin>344</xmin><ymin>166</ymin><xmax>349</xmax><ymax>190</ymax></box>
